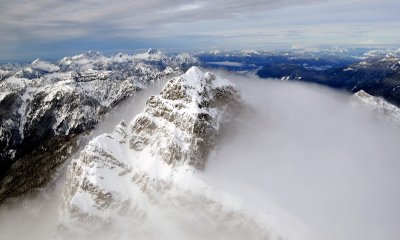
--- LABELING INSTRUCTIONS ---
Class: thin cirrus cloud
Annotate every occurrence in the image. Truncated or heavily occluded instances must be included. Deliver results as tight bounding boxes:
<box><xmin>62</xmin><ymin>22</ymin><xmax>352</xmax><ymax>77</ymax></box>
<box><xmin>0</xmin><ymin>0</ymin><xmax>318</xmax><ymax>40</ymax></box>
<box><xmin>0</xmin><ymin>0</ymin><xmax>399</xmax><ymax>61</ymax></box>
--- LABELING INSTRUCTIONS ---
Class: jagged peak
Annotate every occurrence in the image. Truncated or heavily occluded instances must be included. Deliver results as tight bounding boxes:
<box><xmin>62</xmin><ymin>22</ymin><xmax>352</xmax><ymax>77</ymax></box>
<box><xmin>354</xmin><ymin>89</ymin><xmax>369</xmax><ymax>97</ymax></box>
<box><xmin>62</xmin><ymin>69</ymin><xmax>241</xmax><ymax>224</ymax></box>
<box><xmin>183</xmin><ymin>66</ymin><xmax>205</xmax><ymax>83</ymax></box>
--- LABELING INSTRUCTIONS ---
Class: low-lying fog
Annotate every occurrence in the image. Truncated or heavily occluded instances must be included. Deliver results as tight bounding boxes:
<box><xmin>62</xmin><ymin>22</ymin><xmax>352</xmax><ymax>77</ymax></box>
<box><xmin>201</xmin><ymin>71</ymin><xmax>400</xmax><ymax>240</ymax></box>
<box><xmin>1</xmin><ymin>71</ymin><xmax>399</xmax><ymax>240</ymax></box>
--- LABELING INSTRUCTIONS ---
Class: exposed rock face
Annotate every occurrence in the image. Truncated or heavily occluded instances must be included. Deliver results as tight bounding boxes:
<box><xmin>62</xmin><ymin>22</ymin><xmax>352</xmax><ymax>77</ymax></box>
<box><xmin>129</xmin><ymin>67</ymin><xmax>240</xmax><ymax>169</ymax></box>
<box><xmin>352</xmin><ymin>90</ymin><xmax>400</xmax><ymax>125</ymax></box>
<box><xmin>0</xmin><ymin>50</ymin><xmax>199</xmax><ymax>203</ymax></box>
<box><xmin>60</xmin><ymin>67</ymin><xmax>255</xmax><ymax>237</ymax></box>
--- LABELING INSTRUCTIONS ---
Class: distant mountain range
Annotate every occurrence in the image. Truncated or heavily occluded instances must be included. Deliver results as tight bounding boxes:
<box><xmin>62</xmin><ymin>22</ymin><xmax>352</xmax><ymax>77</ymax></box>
<box><xmin>196</xmin><ymin>48</ymin><xmax>400</xmax><ymax>107</ymax></box>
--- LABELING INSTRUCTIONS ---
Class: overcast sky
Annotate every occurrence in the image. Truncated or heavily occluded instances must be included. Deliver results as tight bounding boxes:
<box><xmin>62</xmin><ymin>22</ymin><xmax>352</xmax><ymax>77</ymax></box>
<box><xmin>0</xmin><ymin>0</ymin><xmax>399</xmax><ymax>61</ymax></box>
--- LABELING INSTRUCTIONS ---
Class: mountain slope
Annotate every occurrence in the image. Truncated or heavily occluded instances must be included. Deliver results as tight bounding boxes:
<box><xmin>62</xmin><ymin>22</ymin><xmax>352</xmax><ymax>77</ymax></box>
<box><xmin>0</xmin><ymin>49</ymin><xmax>199</xmax><ymax>203</ymax></box>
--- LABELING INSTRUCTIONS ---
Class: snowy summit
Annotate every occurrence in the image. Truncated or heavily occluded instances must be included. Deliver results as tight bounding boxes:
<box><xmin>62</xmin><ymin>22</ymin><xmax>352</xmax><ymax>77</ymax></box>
<box><xmin>60</xmin><ymin>67</ymin><xmax>256</xmax><ymax>237</ymax></box>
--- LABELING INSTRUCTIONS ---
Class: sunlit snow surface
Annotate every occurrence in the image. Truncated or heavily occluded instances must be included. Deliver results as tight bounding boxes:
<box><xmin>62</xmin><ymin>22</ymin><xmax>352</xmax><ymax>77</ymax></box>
<box><xmin>1</xmin><ymin>72</ymin><xmax>400</xmax><ymax>240</ymax></box>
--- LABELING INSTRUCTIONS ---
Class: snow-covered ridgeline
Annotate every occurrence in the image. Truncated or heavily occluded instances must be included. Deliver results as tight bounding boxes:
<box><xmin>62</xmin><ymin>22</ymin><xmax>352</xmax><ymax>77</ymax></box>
<box><xmin>352</xmin><ymin>90</ymin><xmax>400</xmax><ymax>125</ymax></box>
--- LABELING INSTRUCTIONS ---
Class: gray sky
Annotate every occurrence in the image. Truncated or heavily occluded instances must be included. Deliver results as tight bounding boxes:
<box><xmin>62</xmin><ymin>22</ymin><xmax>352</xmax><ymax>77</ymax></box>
<box><xmin>0</xmin><ymin>0</ymin><xmax>399</xmax><ymax>61</ymax></box>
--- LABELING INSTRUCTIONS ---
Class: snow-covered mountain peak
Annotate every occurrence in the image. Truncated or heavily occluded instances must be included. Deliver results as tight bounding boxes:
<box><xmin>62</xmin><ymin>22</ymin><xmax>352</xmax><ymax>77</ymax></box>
<box><xmin>182</xmin><ymin>65</ymin><xmax>204</xmax><ymax>84</ymax></box>
<box><xmin>62</xmin><ymin>67</ymin><xmax>243</xmax><ymax>230</ymax></box>
<box><xmin>131</xmin><ymin>66</ymin><xmax>240</xmax><ymax>169</ymax></box>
